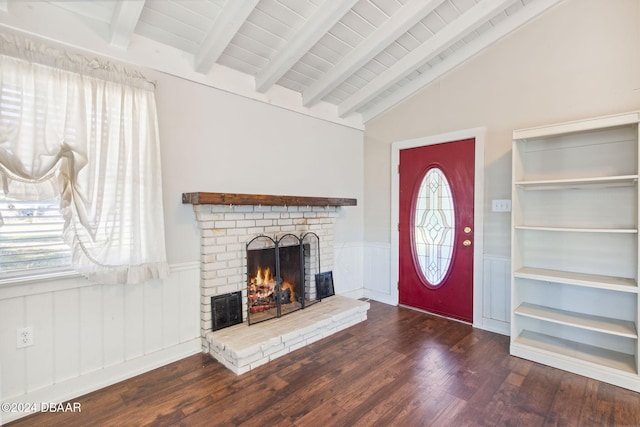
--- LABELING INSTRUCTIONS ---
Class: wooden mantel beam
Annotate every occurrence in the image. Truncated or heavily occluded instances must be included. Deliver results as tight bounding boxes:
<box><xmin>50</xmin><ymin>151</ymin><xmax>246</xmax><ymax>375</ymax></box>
<box><xmin>182</xmin><ymin>192</ymin><xmax>357</xmax><ymax>207</ymax></box>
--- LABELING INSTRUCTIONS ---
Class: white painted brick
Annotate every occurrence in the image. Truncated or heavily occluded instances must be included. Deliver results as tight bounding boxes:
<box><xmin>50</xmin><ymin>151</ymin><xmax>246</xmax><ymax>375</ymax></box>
<box><xmin>210</xmin><ymin>205</ymin><xmax>235</xmax><ymax>213</ymax></box>
<box><xmin>270</xmin><ymin>347</ymin><xmax>290</xmax><ymax>360</ymax></box>
<box><xmin>246</xmin><ymin>227</ymin><xmax>265</xmax><ymax>235</ymax></box>
<box><xmin>202</xmin><ymin>277</ymin><xmax>228</xmax><ymax>287</ymax></box>
<box><xmin>303</xmin><ymin>212</ymin><xmax>317</xmax><ymax>218</ymax></box>
<box><xmin>216</xmin><ymin>235</ymin><xmax>238</xmax><ymax>245</ymax></box>
<box><xmin>215</xmin><ymin>268</ymin><xmax>241</xmax><ymax>279</ymax></box>
<box><xmin>263</xmin><ymin>213</ymin><xmax>281</xmax><ymax>219</ymax></box>
<box><xmin>214</xmin><ymin>220</ymin><xmax>236</xmax><ymax>229</ymax></box>
<box><xmin>256</xmin><ymin>219</ymin><xmax>274</xmax><ymax>226</ymax></box>
<box><xmin>249</xmin><ymin>355</ymin><xmax>271</xmax><ymax>370</ymax></box>
<box><xmin>203</xmin><ymin>260</ymin><xmax>227</xmax><ymax>271</ymax></box>
<box><xmin>289</xmin><ymin>213</ymin><xmax>304</xmax><ymax>219</ymax></box>
<box><xmin>227</xmin><ymin>227</ymin><xmax>248</xmax><ymax>236</ymax></box>
<box><xmin>226</xmin><ymin>243</ymin><xmax>243</xmax><ymax>252</ymax></box>
<box><xmin>202</xmin><ymin>229</ymin><xmax>226</xmax><ymax>238</ymax></box>
<box><xmin>237</xmin><ymin>220</ymin><xmax>256</xmax><ymax>228</ymax></box>
<box><xmin>216</xmin><ymin>252</ymin><xmax>238</xmax><ymax>261</ymax></box>
<box><xmin>201</xmin><ymin>245</ymin><xmax>226</xmax><ymax>255</ymax></box>
<box><xmin>244</xmin><ymin>212</ymin><xmax>264</xmax><ymax>220</ymax></box>
<box><xmin>201</xmin><ymin>237</ymin><xmax>217</xmax><ymax>246</ymax></box>
<box><xmin>221</xmin><ymin>213</ymin><xmax>244</xmax><ymax>221</ymax></box>
<box><xmin>254</xmin><ymin>206</ymin><xmax>272</xmax><ymax>212</ymax></box>
<box><xmin>228</xmin><ymin>259</ymin><xmax>242</xmax><ymax>268</ymax></box>
<box><xmin>226</xmin><ymin>276</ymin><xmax>244</xmax><ymax>287</ymax></box>
<box><xmin>271</xmin><ymin>206</ymin><xmax>287</xmax><ymax>212</ymax></box>
<box><xmin>278</xmin><ymin>219</ymin><xmax>293</xmax><ymax>226</ymax></box>
<box><xmin>201</xmin><ymin>271</ymin><xmax>218</xmax><ymax>280</ymax></box>
<box><xmin>228</xmin><ymin>205</ymin><xmax>252</xmax><ymax>213</ymax></box>
<box><xmin>216</xmin><ymin>284</ymin><xmax>242</xmax><ymax>295</ymax></box>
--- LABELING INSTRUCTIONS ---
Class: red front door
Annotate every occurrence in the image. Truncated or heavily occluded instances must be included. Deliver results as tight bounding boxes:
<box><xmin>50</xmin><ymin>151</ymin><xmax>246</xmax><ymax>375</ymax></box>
<box><xmin>398</xmin><ymin>138</ymin><xmax>475</xmax><ymax>322</ymax></box>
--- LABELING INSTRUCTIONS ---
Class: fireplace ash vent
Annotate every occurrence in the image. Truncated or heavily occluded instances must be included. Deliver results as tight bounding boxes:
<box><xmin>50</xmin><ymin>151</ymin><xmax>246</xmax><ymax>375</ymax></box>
<box><xmin>211</xmin><ymin>292</ymin><xmax>243</xmax><ymax>331</ymax></box>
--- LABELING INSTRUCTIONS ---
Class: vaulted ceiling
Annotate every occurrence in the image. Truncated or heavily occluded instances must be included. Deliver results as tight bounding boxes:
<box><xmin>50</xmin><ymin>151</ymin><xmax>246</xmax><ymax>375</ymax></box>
<box><xmin>0</xmin><ymin>0</ymin><xmax>562</xmax><ymax>128</ymax></box>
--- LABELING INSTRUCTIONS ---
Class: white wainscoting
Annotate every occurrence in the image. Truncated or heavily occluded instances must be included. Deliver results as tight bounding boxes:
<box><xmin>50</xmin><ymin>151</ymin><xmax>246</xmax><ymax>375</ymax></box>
<box><xmin>363</xmin><ymin>243</ymin><xmax>394</xmax><ymax>305</ymax></box>
<box><xmin>362</xmin><ymin>242</ymin><xmax>511</xmax><ymax>335</ymax></box>
<box><xmin>0</xmin><ymin>262</ymin><xmax>201</xmax><ymax>424</ymax></box>
<box><xmin>334</xmin><ymin>242</ymin><xmax>365</xmax><ymax>300</ymax></box>
<box><xmin>480</xmin><ymin>255</ymin><xmax>511</xmax><ymax>335</ymax></box>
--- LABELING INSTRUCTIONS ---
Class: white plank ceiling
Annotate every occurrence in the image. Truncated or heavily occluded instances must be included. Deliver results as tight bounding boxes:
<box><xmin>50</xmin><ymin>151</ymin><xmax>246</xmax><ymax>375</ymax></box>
<box><xmin>0</xmin><ymin>0</ymin><xmax>563</xmax><ymax>127</ymax></box>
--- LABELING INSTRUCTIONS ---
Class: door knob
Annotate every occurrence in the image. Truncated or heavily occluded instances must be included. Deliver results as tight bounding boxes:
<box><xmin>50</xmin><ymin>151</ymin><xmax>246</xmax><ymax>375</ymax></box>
<box><xmin>463</xmin><ymin>239</ymin><xmax>472</xmax><ymax>247</ymax></box>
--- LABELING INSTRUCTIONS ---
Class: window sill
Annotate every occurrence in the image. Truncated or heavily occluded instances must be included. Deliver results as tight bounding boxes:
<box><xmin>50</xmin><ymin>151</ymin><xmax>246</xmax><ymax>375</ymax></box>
<box><xmin>0</xmin><ymin>269</ymin><xmax>83</xmax><ymax>288</ymax></box>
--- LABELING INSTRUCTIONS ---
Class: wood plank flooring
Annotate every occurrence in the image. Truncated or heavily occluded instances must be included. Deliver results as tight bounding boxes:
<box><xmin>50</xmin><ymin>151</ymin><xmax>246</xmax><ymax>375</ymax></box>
<box><xmin>7</xmin><ymin>301</ymin><xmax>640</xmax><ymax>426</ymax></box>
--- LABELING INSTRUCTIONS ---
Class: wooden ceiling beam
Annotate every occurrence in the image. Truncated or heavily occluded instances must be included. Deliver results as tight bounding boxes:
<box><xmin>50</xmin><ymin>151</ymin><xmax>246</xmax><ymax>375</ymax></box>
<box><xmin>338</xmin><ymin>0</ymin><xmax>517</xmax><ymax>117</ymax></box>
<box><xmin>194</xmin><ymin>0</ymin><xmax>260</xmax><ymax>74</ymax></box>
<box><xmin>254</xmin><ymin>0</ymin><xmax>358</xmax><ymax>93</ymax></box>
<box><xmin>302</xmin><ymin>0</ymin><xmax>446</xmax><ymax>108</ymax></box>
<box><xmin>109</xmin><ymin>0</ymin><xmax>145</xmax><ymax>49</ymax></box>
<box><xmin>360</xmin><ymin>0</ymin><xmax>564</xmax><ymax>122</ymax></box>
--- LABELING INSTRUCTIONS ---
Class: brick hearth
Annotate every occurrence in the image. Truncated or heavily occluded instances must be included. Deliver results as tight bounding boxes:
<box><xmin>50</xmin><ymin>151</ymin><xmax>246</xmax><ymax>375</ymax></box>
<box><xmin>206</xmin><ymin>295</ymin><xmax>369</xmax><ymax>374</ymax></box>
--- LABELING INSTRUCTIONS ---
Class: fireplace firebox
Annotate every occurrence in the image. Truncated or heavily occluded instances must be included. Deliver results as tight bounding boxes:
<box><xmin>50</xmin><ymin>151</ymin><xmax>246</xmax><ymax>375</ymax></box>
<box><xmin>246</xmin><ymin>233</ymin><xmax>321</xmax><ymax>325</ymax></box>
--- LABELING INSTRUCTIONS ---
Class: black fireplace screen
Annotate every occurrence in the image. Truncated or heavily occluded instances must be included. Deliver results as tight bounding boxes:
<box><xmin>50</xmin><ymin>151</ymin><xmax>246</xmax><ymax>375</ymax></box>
<box><xmin>246</xmin><ymin>232</ymin><xmax>321</xmax><ymax>325</ymax></box>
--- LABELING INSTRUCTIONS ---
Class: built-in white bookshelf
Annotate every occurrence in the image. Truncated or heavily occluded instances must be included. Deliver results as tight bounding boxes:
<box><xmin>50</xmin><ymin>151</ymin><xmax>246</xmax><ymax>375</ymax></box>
<box><xmin>510</xmin><ymin>111</ymin><xmax>640</xmax><ymax>391</ymax></box>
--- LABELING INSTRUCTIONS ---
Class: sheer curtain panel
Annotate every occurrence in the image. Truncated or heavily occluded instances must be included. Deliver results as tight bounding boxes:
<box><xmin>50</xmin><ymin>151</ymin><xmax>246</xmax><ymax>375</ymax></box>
<box><xmin>0</xmin><ymin>32</ymin><xmax>169</xmax><ymax>284</ymax></box>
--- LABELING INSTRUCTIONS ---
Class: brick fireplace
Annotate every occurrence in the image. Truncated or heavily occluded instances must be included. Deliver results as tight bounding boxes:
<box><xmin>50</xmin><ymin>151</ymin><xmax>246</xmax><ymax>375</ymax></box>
<box><xmin>183</xmin><ymin>192</ymin><xmax>370</xmax><ymax>374</ymax></box>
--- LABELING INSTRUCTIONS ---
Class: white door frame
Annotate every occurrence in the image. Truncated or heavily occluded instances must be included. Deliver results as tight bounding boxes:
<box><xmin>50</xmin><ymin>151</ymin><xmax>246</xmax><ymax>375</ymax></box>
<box><xmin>391</xmin><ymin>127</ymin><xmax>485</xmax><ymax>327</ymax></box>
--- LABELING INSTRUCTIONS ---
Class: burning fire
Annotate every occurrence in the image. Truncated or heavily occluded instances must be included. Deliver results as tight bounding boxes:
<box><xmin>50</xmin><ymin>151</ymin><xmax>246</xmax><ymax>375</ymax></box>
<box><xmin>248</xmin><ymin>266</ymin><xmax>295</xmax><ymax>312</ymax></box>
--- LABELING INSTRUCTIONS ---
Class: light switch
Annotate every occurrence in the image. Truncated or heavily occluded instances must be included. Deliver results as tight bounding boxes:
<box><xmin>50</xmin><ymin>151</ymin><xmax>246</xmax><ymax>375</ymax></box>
<box><xmin>492</xmin><ymin>199</ymin><xmax>511</xmax><ymax>212</ymax></box>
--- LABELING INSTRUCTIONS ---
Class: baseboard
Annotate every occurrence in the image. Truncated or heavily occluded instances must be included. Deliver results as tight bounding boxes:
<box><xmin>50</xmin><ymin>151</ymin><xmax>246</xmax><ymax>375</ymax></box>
<box><xmin>364</xmin><ymin>289</ymin><xmax>396</xmax><ymax>306</ymax></box>
<box><xmin>337</xmin><ymin>289</ymin><xmax>364</xmax><ymax>299</ymax></box>
<box><xmin>475</xmin><ymin>317</ymin><xmax>510</xmax><ymax>336</ymax></box>
<box><xmin>1</xmin><ymin>339</ymin><xmax>202</xmax><ymax>424</ymax></box>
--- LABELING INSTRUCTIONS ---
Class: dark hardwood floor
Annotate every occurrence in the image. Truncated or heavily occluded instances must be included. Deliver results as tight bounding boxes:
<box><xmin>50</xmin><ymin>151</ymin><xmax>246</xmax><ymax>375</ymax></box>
<box><xmin>8</xmin><ymin>301</ymin><xmax>640</xmax><ymax>426</ymax></box>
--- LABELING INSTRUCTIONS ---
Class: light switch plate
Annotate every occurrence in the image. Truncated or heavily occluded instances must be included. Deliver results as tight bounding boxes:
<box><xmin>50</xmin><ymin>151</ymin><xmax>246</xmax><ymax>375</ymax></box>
<box><xmin>492</xmin><ymin>199</ymin><xmax>511</xmax><ymax>212</ymax></box>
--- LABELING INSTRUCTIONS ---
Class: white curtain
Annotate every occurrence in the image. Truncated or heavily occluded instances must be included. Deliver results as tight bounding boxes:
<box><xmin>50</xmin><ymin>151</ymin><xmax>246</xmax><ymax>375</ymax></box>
<box><xmin>0</xmin><ymin>32</ymin><xmax>169</xmax><ymax>284</ymax></box>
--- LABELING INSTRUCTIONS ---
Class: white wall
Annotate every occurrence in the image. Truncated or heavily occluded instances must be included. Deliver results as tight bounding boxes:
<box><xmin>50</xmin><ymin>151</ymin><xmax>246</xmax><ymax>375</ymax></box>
<box><xmin>362</xmin><ymin>0</ymin><xmax>640</xmax><ymax>329</ymax></box>
<box><xmin>152</xmin><ymin>68</ymin><xmax>365</xmax><ymax>265</ymax></box>
<box><xmin>0</xmin><ymin>35</ymin><xmax>365</xmax><ymax>423</ymax></box>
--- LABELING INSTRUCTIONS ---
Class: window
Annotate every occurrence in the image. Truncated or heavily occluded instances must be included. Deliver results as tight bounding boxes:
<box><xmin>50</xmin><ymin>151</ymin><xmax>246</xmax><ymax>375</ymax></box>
<box><xmin>413</xmin><ymin>167</ymin><xmax>455</xmax><ymax>287</ymax></box>
<box><xmin>0</xmin><ymin>195</ymin><xmax>71</xmax><ymax>278</ymax></box>
<box><xmin>0</xmin><ymin>32</ymin><xmax>168</xmax><ymax>285</ymax></box>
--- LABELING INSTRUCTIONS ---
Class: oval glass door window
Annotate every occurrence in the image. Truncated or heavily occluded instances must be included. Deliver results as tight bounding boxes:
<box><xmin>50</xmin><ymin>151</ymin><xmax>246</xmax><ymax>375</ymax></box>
<box><xmin>413</xmin><ymin>167</ymin><xmax>455</xmax><ymax>287</ymax></box>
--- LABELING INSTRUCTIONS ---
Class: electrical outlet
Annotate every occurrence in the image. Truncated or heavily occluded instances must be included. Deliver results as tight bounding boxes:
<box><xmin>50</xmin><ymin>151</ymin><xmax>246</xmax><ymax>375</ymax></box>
<box><xmin>17</xmin><ymin>327</ymin><xmax>34</xmax><ymax>349</ymax></box>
